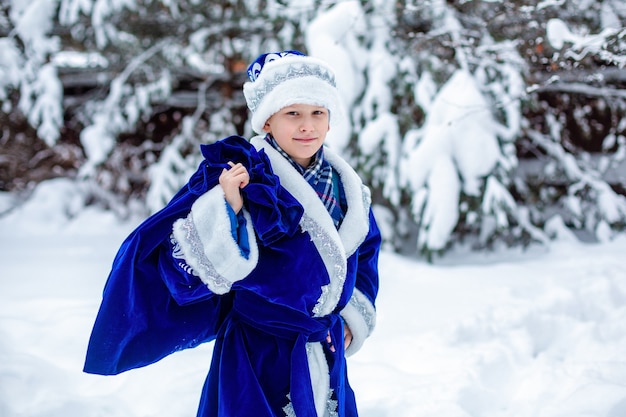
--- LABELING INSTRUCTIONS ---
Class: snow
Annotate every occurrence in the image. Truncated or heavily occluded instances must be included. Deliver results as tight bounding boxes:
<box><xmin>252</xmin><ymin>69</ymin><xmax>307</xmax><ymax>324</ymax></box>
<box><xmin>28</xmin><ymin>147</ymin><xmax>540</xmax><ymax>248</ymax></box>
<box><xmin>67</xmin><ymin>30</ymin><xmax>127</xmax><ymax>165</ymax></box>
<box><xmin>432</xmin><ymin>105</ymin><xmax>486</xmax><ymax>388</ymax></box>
<box><xmin>305</xmin><ymin>0</ymin><xmax>367</xmax><ymax>151</ymax></box>
<box><xmin>2</xmin><ymin>179</ymin><xmax>626</xmax><ymax>417</ymax></box>
<box><xmin>398</xmin><ymin>69</ymin><xmax>505</xmax><ymax>251</ymax></box>
<box><xmin>546</xmin><ymin>18</ymin><xmax>625</xmax><ymax>67</ymax></box>
<box><xmin>2</xmin><ymin>0</ymin><xmax>626</xmax><ymax>414</ymax></box>
<box><xmin>11</xmin><ymin>0</ymin><xmax>57</xmax><ymax>50</ymax></box>
<box><xmin>25</xmin><ymin>63</ymin><xmax>64</xmax><ymax>147</ymax></box>
<box><xmin>52</xmin><ymin>51</ymin><xmax>109</xmax><ymax>69</ymax></box>
<box><xmin>305</xmin><ymin>0</ymin><xmax>529</xmax><ymax>252</ymax></box>
<box><xmin>546</xmin><ymin>18</ymin><xmax>620</xmax><ymax>50</ymax></box>
<box><xmin>0</xmin><ymin>38</ymin><xmax>23</xmax><ymax>105</ymax></box>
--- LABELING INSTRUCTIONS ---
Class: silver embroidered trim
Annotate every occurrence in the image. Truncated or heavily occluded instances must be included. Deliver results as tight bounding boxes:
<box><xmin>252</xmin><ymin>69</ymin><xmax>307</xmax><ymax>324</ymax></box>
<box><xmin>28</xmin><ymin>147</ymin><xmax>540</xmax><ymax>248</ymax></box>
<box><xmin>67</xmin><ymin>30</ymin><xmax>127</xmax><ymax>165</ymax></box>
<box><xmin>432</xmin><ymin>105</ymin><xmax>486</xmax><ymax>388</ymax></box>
<box><xmin>176</xmin><ymin>214</ymin><xmax>233</xmax><ymax>293</ymax></box>
<box><xmin>282</xmin><ymin>390</ymin><xmax>338</xmax><ymax>417</ymax></box>
<box><xmin>327</xmin><ymin>388</ymin><xmax>339</xmax><ymax>417</ymax></box>
<box><xmin>247</xmin><ymin>64</ymin><xmax>336</xmax><ymax>112</ymax></box>
<box><xmin>171</xmin><ymin>234</ymin><xmax>198</xmax><ymax>276</ymax></box>
<box><xmin>283</xmin><ymin>394</ymin><xmax>296</xmax><ymax>417</ymax></box>
<box><xmin>300</xmin><ymin>214</ymin><xmax>347</xmax><ymax>317</ymax></box>
<box><xmin>361</xmin><ymin>184</ymin><xmax>372</xmax><ymax>216</ymax></box>
<box><xmin>344</xmin><ymin>184</ymin><xmax>373</xmax><ymax>254</ymax></box>
<box><xmin>349</xmin><ymin>291</ymin><xmax>376</xmax><ymax>335</ymax></box>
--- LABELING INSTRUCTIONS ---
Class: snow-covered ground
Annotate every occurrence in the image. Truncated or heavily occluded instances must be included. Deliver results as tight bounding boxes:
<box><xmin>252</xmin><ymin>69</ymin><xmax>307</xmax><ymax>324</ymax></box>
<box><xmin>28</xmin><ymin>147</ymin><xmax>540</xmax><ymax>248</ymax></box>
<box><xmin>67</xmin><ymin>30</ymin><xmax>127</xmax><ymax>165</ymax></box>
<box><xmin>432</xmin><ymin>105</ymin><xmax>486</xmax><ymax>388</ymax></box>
<box><xmin>1</xmin><ymin>179</ymin><xmax>625</xmax><ymax>417</ymax></box>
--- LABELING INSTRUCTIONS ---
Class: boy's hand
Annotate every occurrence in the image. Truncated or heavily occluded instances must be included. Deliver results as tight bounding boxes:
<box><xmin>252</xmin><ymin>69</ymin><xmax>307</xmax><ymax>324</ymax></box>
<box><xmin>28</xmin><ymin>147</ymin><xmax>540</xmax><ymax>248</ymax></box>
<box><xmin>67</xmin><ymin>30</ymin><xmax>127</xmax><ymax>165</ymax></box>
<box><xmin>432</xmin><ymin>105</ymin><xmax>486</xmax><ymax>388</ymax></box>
<box><xmin>219</xmin><ymin>162</ymin><xmax>249</xmax><ymax>214</ymax></box>
<box><xmin>343</xmin><ymin>323</ymin><xmax>353</xmax><ymax>350</ymax></box>
<box><xmin>326</xmin><ymin>324</ymin><xmax>353</xmax><ymax>353</ymax></box>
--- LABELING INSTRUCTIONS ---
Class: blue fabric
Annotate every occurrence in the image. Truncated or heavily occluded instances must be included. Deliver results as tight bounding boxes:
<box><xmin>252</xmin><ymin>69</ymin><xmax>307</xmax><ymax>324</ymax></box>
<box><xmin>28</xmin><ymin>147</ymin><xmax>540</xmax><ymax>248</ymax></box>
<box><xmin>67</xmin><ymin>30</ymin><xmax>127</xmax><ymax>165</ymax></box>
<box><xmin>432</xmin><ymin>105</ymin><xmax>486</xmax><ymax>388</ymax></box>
<box><xmin>84</xmin><ymin>135</ymin><xmax>381</xmax><ymax>417</ymax></box>
<box><xmin>200</xmin><ymin>136</ymin><xmax>304</xmax><ymax>245</ymax></box>
<box><xmin>83</xmin><ymin>169</ymin><xmax>227</xmax><ymax>375</ymax></box>
<box><xmin>247</xmin><ymin>50</ymin><xmax>305</xmax><ymax>82</ymax></box>
<box><xmin>325</xmin><ymin>165</ymin><xmax>347</xmax><ymax>227</ymax></box>
<box><xmin>84</xmin><ymin>135</ymin><xmax>301</xmax><ymax>374</ymax></box>
<box><xmin>225</xmin><ymin>202</ymin><xmax>250</xmax><ymax>258</ymax></box>
<box><xmin>201</xmin><ymin>290</ymin><xmax>352</xmax><ymax>417</ymax></box>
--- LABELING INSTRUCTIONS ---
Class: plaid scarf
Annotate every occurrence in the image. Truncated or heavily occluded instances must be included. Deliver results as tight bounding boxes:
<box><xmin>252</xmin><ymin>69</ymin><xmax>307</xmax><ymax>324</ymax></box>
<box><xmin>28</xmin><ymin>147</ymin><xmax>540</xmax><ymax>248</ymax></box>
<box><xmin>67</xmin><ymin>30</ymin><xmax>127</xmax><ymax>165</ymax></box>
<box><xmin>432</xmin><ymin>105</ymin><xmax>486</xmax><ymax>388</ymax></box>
<box><xmin>265</xmin><ymin>135</ymin><xmax>345</xmax><ymax>228</ymax></box>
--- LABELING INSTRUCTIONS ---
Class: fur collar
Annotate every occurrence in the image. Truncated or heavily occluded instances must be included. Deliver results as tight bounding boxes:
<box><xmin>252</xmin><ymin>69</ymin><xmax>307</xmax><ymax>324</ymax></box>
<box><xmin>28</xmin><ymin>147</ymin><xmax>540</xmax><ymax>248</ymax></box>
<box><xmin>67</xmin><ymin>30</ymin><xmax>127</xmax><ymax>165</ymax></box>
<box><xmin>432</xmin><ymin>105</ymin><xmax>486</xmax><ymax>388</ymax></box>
<box><xmin>250</xmin><ymin>136</ymin><xmax>370</xmax><ymax>257</ymax></box>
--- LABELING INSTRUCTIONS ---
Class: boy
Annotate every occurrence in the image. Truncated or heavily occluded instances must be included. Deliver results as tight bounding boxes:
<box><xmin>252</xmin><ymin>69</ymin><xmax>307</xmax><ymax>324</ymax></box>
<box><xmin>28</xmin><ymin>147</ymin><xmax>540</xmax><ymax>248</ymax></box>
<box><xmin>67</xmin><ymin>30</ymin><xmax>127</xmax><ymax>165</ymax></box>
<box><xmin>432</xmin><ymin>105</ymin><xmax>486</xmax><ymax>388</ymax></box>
<box><xmin>84</xmin><ymin>50</ymin><xmax>381</xmax><ymax>417</ymax></box>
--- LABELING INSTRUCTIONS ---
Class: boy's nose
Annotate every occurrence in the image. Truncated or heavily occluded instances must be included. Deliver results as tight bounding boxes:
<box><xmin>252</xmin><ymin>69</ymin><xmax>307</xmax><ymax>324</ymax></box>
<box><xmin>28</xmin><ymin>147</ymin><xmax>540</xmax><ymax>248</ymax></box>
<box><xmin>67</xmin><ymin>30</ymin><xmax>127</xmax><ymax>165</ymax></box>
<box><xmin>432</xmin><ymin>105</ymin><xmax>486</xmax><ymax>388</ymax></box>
<box><xmin>299</xmin><ymin>118</ymin><xmax>314</xmax><ymax>131</ymax></box>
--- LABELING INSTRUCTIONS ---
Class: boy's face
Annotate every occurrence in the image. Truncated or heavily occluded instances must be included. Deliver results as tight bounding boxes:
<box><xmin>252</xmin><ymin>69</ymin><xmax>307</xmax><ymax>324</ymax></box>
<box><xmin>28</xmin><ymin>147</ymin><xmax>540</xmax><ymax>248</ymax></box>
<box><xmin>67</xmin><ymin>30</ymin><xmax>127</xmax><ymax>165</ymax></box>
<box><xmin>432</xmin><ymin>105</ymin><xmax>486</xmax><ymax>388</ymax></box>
<box><xmin>262</xmin><ymin>104</ymin><xmax>330</xmax><ymax>167</ymax></box>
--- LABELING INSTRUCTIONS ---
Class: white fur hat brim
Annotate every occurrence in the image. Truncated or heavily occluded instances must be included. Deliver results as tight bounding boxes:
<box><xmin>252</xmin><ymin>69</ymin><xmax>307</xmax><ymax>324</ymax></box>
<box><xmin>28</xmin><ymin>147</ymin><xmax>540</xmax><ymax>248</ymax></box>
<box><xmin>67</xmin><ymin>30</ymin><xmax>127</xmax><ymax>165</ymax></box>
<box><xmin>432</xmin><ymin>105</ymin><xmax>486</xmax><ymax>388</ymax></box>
<box><xmin>243</xmin><ymin>55</ymin><xmax>343</xmax><ymax>134</ymax></box>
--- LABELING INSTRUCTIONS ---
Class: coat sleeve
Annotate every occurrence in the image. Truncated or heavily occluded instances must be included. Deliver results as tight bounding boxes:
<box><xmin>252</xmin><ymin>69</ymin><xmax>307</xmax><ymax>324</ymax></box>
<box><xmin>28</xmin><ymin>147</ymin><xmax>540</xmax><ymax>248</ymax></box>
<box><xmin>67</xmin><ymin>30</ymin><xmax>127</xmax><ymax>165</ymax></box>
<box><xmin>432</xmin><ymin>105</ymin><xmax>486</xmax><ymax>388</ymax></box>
<box><xmin>83</xmin><ymin>135</ymin><xmax>302</xmax><ymax>375</ymax></box>
<box><xmin>341</xmin><ymin>209</ymin><xmax>381</xmax><ymax>356</ymax></box>
<box><xmin>171</xmin><ymin>186</ymin><xmax>259</xmax><ymax>295</ymax></box>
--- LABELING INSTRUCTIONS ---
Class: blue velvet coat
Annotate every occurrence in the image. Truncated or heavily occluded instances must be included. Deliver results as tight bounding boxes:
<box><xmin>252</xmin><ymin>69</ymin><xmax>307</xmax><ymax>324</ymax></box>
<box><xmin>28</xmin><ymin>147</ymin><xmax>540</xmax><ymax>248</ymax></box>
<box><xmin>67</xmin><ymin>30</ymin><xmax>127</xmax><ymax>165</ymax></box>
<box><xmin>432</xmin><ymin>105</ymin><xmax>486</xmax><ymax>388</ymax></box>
<box><xmin>84</xmin><ymin>135</ymin><xmax>381</xmax><ymax>417</ymax></box>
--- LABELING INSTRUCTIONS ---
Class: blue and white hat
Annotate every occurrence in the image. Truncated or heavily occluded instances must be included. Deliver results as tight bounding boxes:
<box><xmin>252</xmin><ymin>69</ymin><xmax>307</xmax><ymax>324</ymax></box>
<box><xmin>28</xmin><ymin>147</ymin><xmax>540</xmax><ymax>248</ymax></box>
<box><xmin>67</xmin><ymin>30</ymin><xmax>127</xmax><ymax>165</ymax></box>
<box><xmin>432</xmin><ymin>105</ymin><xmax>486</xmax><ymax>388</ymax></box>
<box><xmin>243</xmin><ymin>50</ymin><xmax>343</xmax><ymax>134</ymax></box>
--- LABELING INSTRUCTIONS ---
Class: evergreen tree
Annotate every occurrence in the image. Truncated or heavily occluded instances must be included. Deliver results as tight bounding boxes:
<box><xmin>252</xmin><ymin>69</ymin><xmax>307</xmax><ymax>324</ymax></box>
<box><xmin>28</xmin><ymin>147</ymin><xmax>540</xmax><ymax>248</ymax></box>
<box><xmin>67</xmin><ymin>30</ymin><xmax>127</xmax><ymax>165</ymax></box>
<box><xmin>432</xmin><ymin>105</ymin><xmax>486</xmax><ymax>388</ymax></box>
<box><xmin>1</xmin><ymin>0</ymin><xmax>624</xmax><ymax>258</ymax></box>
<box><xmin>329</xmin><ymin>0</ymin><xmax>626</xmax><ymax>257</ymax></box>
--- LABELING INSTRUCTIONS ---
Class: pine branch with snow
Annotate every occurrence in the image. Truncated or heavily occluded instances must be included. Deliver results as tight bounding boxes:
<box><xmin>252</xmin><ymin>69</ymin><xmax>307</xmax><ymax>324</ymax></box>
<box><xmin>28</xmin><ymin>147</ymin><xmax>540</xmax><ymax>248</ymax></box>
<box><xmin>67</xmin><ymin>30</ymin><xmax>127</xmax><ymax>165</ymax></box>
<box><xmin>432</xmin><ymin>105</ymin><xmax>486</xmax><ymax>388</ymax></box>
<box><xmin>1</xmin><ymin>0</ymin><xmax>625</xmax><ymax>259</ymax></box>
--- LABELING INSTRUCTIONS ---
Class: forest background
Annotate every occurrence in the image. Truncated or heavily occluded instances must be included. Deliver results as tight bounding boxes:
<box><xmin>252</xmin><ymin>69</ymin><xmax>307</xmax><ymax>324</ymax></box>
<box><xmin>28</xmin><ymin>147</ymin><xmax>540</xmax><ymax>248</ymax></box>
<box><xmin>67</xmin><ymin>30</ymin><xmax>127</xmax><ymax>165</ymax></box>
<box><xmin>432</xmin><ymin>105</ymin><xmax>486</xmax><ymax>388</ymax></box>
<box><xmin>1</xmin><ymin>0</ymin><xmax>625</xmax><ymax>260</ymax></box>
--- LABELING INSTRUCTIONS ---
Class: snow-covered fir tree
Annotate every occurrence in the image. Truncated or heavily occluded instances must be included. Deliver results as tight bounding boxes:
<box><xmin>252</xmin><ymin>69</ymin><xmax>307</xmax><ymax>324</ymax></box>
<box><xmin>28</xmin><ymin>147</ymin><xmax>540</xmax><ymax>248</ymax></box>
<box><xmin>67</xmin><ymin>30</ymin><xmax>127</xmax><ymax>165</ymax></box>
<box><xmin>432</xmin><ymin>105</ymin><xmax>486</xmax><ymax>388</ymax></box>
<box><xmin>0</xmin><ymin>0</ymin><xmax>624</xmax><ymax>259</ymax></box>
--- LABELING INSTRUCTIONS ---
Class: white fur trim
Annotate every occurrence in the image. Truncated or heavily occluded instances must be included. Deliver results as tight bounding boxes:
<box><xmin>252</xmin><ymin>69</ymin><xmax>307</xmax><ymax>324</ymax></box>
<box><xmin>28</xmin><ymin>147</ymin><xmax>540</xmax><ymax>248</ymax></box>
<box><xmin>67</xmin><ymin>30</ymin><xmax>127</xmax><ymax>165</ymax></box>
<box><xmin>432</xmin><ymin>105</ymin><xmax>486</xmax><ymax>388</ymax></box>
<box><xmin>250</xmin><ymin>136</ymin><xmax>370</xmax><ymax>256</ymax></box>
<box><xmin>306</xmin><ymin>342</ymin><xmax>331</xmax><ymax>417</ymax></box>
<box><xmin>243</xmin><ymin>55</ymin><xmax>343</xmax><ymax>134</ymax></box>
<box><xmin>250</xmin><ymin>136</ymin><xmax>372</xmax><ymax>316</ymax></box>
<box><xmin>341</xmin><ymin>288</ymin><xmax>377</xmax><ymax>357</ymax></box>
<box><xmin>247</xmin><ymin>77</ymin><xmax>342</xmax><ymax>134</ymax></box>
<box><xmin>252</xmin><ymin>137</ymin><xmax>345</xmax><ymax>315</ymax></box>
<box><xmin>323</xmin><ymin>147</ymin><xmax>371</xmax><ymax>256</ymax></box>
<box><xmin>171</xmin><ymin>186</ymin><xmax>258</xmax><ymax>294</ymax></box>
<box><xmin>251</xmin><ymin>136</ymin><xmax>340</xmax><ymax>248</ymax></box>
